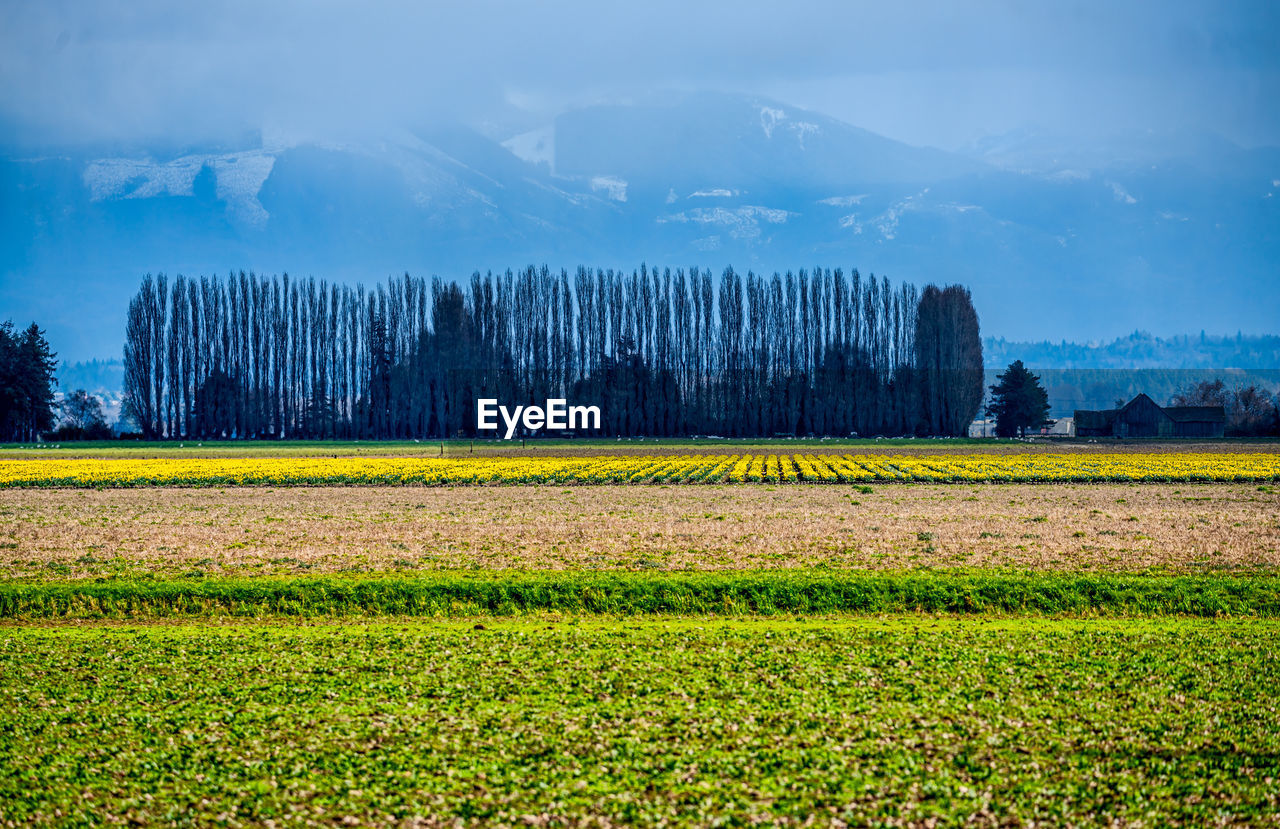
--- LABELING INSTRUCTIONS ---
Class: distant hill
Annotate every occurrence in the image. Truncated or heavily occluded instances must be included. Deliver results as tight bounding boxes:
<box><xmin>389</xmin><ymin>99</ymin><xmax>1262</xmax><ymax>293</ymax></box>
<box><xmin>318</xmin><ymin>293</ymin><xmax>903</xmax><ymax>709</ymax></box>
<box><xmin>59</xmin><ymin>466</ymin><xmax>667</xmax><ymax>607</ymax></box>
<box><xmin>985</xmin><ymin>332</ymin><xmax>1280</xmax><ymax>370</ymax></box>
<box><xmin>983</xmin><ymin>333</ymin><xmax>1280</xmax><ymax>417</ymax></box>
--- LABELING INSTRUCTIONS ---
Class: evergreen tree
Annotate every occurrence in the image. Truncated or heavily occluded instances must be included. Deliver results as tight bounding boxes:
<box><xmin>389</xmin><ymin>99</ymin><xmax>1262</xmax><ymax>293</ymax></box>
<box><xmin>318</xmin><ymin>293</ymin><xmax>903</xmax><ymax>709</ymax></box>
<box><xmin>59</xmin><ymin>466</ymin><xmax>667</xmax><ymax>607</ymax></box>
<box><xmin>0</xmin><ymin>322</ymin><xmax>19</xmax><ymax>438</ymax></box>
<box><xmin>20</xmin><ymin>323</ymin><xmax>58</xmax><ymax>439</ymax></box>
<box><xmin>986</xmin><ymin>360</ymin><xmax>1050</xmax><ymax>437</ymax></box>
<box><xmin>0</xmin><ymin>321</ymin><xmax>59</xmax><ymax>441</ymax></box>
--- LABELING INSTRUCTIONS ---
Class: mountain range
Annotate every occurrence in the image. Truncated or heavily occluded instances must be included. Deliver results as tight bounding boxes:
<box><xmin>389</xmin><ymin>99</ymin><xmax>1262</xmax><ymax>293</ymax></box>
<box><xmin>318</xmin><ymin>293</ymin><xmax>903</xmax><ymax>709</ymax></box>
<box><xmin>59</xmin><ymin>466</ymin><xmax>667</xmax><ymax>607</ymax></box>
<box><xmin>3</xmin><ymin>91</ymin><xmax>1277</xmax><ymax>361</ymax></box>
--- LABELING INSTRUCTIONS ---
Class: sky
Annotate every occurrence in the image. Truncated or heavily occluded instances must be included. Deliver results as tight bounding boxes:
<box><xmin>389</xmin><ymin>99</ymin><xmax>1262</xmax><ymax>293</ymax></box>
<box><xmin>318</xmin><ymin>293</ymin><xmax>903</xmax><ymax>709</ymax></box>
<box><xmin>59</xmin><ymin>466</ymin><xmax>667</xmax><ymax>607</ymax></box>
<box><xmin>3</xmin><ymin>0</ymin><xmax>1278</xmax><ymax>152</ymax></box>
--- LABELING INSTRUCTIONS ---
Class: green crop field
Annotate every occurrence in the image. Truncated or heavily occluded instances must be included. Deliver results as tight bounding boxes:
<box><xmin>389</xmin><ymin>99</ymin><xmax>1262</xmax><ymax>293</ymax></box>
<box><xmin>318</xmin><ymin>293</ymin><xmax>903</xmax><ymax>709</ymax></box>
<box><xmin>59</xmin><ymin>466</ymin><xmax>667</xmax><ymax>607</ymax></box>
<box><xmin>3</xmin><ymin>436</ymin><xmax>1277</xmax><ymax>460</ymax></box>
<box><xmin>0</xmin><ymin>437</ymin><xmax>1003</xmax><ymax>460</ymax></box>
<box><xmin>2</xmin><ymin>443</ymin><xmax>1278</xmax><ymax>825</ymax></box>
<box><xmin>1</xmin><ymin>618</ymin><xmax>1276</xmax><ymax>826</ymax></box>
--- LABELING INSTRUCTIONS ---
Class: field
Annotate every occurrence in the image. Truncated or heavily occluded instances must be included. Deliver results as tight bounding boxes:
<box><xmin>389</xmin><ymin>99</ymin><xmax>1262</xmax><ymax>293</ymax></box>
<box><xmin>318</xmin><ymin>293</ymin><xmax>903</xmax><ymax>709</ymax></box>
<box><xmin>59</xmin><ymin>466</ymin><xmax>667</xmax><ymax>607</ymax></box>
<box><xmin>2</xmin><ymin>439</ymin><xmax>1278</xmax><ymax>825</ymax></box>
<box><xmin>2</xmin><ymin>619</ymin><xmax>1277</xmax><ymax>826</ymax></box>
<box><xmin>3</xmin><ymin>450</ymin><xmax>1280</xmax><ymax>486</ymax></box>
<box><xmin>3</xmin><ymin>483</ymin><xmax>1277</xmax><ymax>578</ymax></box>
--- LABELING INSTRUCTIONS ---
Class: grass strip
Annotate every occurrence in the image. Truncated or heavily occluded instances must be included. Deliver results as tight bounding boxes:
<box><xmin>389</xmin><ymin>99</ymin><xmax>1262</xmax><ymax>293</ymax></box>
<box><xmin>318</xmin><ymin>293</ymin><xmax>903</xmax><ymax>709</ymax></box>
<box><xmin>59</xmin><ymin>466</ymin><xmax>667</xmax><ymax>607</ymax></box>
<box><xmin>2</xmin><ymin>569</ymin><xmax>1277</xmax><ymax>618</ymax></box>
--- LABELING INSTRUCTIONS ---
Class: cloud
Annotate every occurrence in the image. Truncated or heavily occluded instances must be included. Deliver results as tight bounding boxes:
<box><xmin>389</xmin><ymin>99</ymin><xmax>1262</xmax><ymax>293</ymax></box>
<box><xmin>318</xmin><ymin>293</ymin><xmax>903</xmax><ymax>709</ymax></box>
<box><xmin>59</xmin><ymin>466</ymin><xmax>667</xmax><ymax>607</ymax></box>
<box><xmin>1</xmin><ymin>0</ymin><xmax>1276</xmax><ymax>149</ymax></box>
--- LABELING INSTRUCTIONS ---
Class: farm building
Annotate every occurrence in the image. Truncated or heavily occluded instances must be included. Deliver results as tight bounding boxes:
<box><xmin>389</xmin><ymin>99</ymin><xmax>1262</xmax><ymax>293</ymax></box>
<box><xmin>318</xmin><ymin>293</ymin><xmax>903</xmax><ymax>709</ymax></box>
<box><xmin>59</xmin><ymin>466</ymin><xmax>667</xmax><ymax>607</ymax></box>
<box><xmin>1074</xmin><ymin>393</ymin><xmax>1225</xmax><ymax>438</ymax></box>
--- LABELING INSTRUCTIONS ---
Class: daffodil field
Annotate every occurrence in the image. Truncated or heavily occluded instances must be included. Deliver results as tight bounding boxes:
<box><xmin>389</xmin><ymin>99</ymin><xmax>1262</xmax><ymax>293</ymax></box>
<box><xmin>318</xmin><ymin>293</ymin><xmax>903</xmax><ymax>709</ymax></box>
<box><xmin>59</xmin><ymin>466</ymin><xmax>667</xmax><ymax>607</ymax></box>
<box><xmin>2</xmin><ymin>451</ymin><xmax>1277</xmax><ymax>487</ymax></box>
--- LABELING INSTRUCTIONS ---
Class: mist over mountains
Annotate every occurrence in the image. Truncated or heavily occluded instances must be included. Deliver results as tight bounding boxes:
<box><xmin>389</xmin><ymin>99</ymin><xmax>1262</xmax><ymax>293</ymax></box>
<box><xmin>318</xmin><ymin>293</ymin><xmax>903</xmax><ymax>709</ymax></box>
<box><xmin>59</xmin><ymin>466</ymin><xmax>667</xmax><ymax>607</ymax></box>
<box><xmin>985</xmin><ymin>332</ymin><xmax>1280</xmax><ymax>370</ymax></box>
<box><xmin>4</xmin><ymin>91</ymin><xmax>1278</xmax><ymax>362</ymax></box>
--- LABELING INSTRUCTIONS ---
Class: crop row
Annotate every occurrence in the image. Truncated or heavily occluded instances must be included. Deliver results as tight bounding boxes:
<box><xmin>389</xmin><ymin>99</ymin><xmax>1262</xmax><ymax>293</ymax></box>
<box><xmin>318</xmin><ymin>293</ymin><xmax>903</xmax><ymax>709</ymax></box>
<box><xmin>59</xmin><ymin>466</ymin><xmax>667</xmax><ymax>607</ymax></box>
<box><xmin>0</xmin><ymin>452</ymin><xmax>1277</xmax><ymax>487</ymax></box>
<box><xmin>3</xmin><ymin>570</ymin><xmax>1277</xmax><ymax>618</ymax></box>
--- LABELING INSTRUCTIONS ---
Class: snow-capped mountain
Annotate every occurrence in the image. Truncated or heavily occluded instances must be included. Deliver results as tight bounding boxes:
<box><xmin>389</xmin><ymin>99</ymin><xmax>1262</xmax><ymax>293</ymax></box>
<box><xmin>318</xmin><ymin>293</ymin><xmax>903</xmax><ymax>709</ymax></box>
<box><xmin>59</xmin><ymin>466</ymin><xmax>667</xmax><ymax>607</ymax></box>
<box><xmin>2</xmin><ymin>91</ymin><xmax>1277</xmax><ymax>360</ymax></box>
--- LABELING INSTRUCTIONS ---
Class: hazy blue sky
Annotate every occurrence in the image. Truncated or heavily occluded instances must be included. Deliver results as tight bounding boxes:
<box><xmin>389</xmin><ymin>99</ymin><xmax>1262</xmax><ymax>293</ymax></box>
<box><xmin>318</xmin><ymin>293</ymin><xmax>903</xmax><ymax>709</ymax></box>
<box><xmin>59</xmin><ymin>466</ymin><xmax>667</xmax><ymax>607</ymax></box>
<box><xmin>3</xmin><ymin>0</ymin><xmax>1277</xmax><ymax>151</ymax></box>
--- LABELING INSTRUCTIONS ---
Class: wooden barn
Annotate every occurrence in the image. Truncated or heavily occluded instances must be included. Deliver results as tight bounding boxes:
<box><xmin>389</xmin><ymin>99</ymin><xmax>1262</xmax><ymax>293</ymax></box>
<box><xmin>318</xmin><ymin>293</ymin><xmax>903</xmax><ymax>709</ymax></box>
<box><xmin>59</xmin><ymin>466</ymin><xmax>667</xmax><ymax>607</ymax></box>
<box><xmin>1074</xmin><ymin>394</ymin><xmax>1225</xmax><ymax>438</ymax></box>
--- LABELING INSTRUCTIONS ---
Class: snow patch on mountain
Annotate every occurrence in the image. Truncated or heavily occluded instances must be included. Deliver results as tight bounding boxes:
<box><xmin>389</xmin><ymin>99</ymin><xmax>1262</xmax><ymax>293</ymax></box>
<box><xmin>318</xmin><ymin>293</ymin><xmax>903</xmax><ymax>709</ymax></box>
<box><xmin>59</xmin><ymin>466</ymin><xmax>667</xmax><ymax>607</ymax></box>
<box><xmin>791</xmin><ymin>121</ymin><xmax>820</xmax><ymax>148</ymax></box>
<box><xmin>755</xmin><ymin>104</ymin><xmax>821</xmax><ymax>146</ymax></box>
<box><xmin>212</xmin><ymin>153</ymin><xmax>276</xmax><ymax>225</ymax></box>
<box><xmin>83</xmin><ymin>150</ymin><xmax>276</xmax><ymax>226</ymax></box>
<box><xmin>502</xmin><ymin>126</ymin><xmax>555</xmax><ymax>169</ymax></box>
<box><xmin>758</xmin><ymin>106</ymin><xmax>786</xmax><ymax>139</ymax></box>
<box><xmin>841</xmin><ymin>189</ymin><xmax>931</xmax><ymax>241</ymax></box>
<box><xmin>84</xmin><ymin>156</ymin><xmax>201</xmax><ymax>201</ymax></box>
<box><xmin>658</xmin><ymin>205</ymin><xmax>791</xmax><ymax>242</ymax></box>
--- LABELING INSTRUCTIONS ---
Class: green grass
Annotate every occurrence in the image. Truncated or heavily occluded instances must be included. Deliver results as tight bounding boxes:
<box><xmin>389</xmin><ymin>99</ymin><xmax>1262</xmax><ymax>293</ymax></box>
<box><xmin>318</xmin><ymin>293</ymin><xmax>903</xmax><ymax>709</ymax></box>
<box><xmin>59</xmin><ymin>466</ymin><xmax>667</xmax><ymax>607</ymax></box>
<box><xmin>1</xmin><ymin>617</ymin><xmax>1276</xmax><ymax>826</ymax></box>
<box><xmin>2</xmin><ymin>569</ymin><xmax>1277</xmax><ymax>618</ymax></box>
<box><xmin>0</xmin><ymin>435</ymin><xmax>1075</xmax><ymax>459</ymax></box>
<box><xmin>5</xmin><ymin>437</ymin><xmax>1276</xmax><ymax>462</ymax></box>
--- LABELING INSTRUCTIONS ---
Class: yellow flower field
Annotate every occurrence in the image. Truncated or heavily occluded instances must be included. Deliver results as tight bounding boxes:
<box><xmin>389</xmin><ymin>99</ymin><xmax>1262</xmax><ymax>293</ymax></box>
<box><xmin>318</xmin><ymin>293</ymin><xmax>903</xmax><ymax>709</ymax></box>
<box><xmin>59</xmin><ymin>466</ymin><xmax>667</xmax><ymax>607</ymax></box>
<box><xmin>0</xmin><ymin>452</ymin><xmax>1277</xmax><ymax>487</ymax></box>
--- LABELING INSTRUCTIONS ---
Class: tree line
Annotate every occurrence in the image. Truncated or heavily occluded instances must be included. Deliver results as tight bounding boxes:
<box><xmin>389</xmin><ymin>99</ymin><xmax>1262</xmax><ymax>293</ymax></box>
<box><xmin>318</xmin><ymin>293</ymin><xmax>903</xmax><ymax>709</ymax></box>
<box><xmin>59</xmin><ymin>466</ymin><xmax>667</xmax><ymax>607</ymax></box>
<box><xmin>1173</xmin><ymin>380</ymin><xmax>1280</xmax><ymax>436</ymax></box>
<box><xmin>122</xmin><ymin>266</ymin><xmax>984</xmax><ymax>440</ymax></box>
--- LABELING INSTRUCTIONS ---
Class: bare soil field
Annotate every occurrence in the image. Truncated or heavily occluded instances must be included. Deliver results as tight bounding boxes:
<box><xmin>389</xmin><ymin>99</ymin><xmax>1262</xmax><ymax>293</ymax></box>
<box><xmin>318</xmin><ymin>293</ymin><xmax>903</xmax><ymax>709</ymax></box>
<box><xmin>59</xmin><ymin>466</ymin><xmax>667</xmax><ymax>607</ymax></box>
<box><xmin>2</xmin><ymin>483</ymin><xmax>1276</xmax><ymax>578</ymax></box>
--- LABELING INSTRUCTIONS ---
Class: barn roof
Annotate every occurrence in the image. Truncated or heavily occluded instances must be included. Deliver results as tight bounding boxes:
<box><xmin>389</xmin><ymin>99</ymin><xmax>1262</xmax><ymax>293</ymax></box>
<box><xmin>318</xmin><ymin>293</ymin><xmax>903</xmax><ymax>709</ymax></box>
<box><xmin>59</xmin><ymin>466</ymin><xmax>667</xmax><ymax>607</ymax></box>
<box><xmin>1118</xmin><ymin>393</ymin><xmax>1173</xmax><ymax>422</ymax></box>
<box><xmin>1074</xmin><ymin>397</ymin><xmax>1227</xmax><ymax>430</ymax></box>
<box><xmin>1073</xmin><ymin>408</ymin><xmax>1117</xmax><ymax>430</ymax></box>
<box><xmin>1163</xmin><ymin>406</ymin><xmax>1226</xmax><ymax>424</ymax></box>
